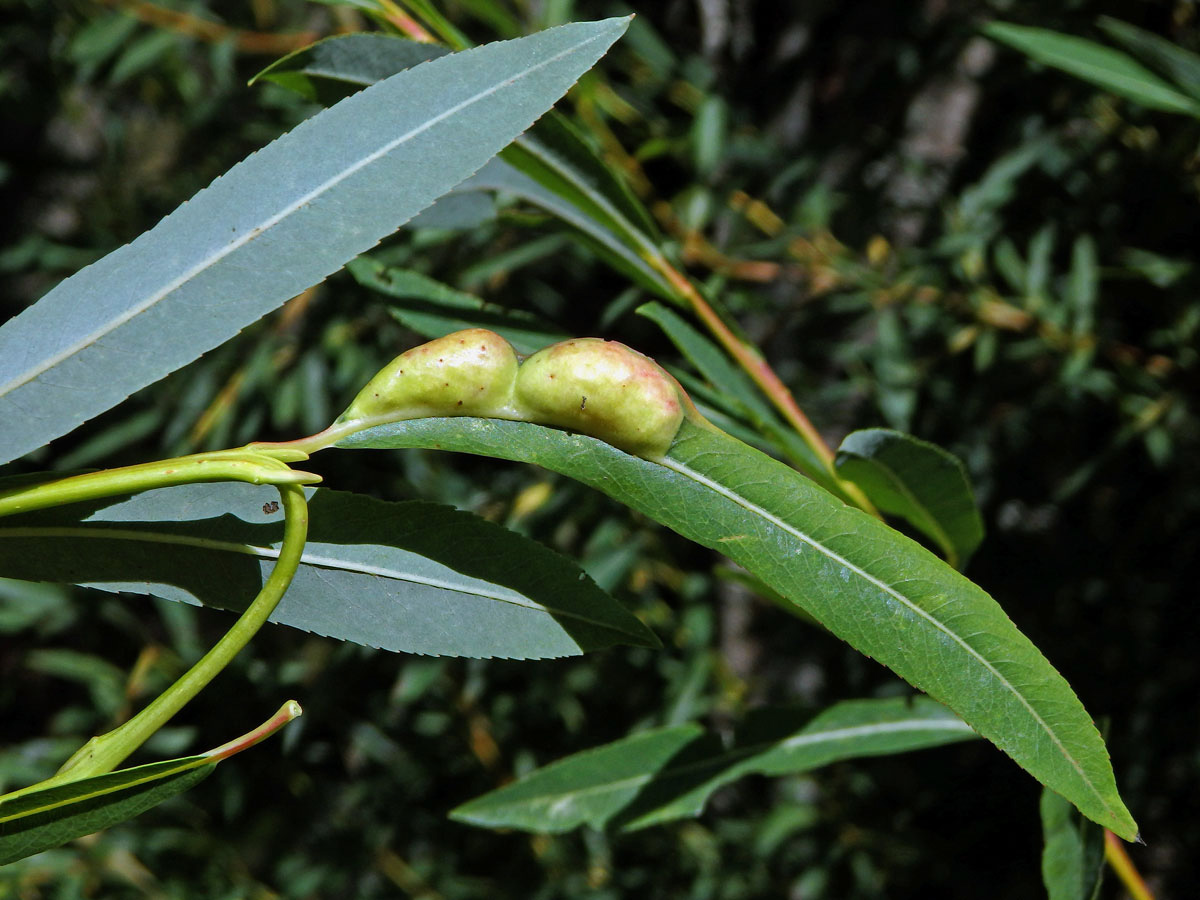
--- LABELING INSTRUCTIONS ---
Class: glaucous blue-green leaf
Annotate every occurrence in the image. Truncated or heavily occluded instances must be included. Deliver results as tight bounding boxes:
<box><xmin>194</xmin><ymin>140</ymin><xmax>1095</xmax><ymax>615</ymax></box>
<box><xmin>1041</xmin><ymin>785</ymin><xmax>1106</xmax><ymax>900</ymax></box>
<box><xmin>336</xmin><ymin>416</ymin><xmax>1137</xmax><ymax>839</ymax></box>
<box><xmin>346</xmin><ymin>258</ymin><xmax>564</xmax><ymax>355</ymax></box>
<box><xmin>0</xmin><ymin>485</ymin><xmax>656</xmax><ymax>659</ymax></box>
<box><xmin>253</xmin><ymin>32</ymin><xmax>614</xmax><ymax>221</ymax></box>
<box><xmin>266</xmin><ymin>30</ymin><xmax>660</xmax><ymax>238</ymax></box>
<box><xmin>253</xmin><ymin>38</ymin><xmax>496</xmax><ymax>231</ymax></box>
<box><xmin>835</xmin><ymin>428</ymin><xmax>984</xmax><ymax>569</ymax></box>
<box><xmin>984</xmin><ymin>22</ymin><xmax>1200</xmax><ymax>117</ymax></box>
<box><xmin>0</xmin><ymin>701</ymin><xmax>299</xmax><ymax>866</ymax></box>
<box><xmin>451</xmin><ymin>697</ymin><xmax>976</xmax><ymax>833</ymax></box>
<box><xmin>0</xmin><ymin>18</ymin><xmax>629</xmax><ymax>465</ymax></box>
<box><xmin>406</xmin><ymin>192</ymin><xmax>497</xmax><ymax>230</ymax></box>
<box><xmin>251</xmin><ymin>32</ymin><xmax>669</xmax><ymax>296</ymax></box>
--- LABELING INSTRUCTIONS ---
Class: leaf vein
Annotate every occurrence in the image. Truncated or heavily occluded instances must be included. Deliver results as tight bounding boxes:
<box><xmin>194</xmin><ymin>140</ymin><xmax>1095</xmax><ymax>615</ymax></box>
<box><xmin>657</xmin><ymin>457</ymin><xmax>1115</xmax><ymax>818</ymax></box>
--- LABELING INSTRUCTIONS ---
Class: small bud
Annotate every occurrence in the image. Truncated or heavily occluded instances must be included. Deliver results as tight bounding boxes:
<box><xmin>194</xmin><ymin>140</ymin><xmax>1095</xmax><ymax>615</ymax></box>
<box><xmin>514</xmin><ymin>338</ymin><xmax>684</xmax><ymax>458</ymax></box>
<box><xmin>340</xmin><ymin>328</ymin><xmax>518</xmax><ymax>423</ymax></box>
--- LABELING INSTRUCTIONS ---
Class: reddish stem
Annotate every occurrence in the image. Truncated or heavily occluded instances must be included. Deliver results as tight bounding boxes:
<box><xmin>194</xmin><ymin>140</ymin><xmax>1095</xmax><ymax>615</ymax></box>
<box><xmin>103</xmin><ymin>0</ymin><xmax>318</xmax><ymax>54</ymax></box>
<box><xmin>206</xmin><ymin>701</ymin><xmax>303</xmax><ymax>762</ymax></box>
<box><xmin>654</xmin><ymin>263</ymin><xmax>880</xmax><ymax>516</ymax></box>
<box><xmin>1104</xmin><ymin>829</ymin><xmax>1154</xmax><ymax>900</ymax></box>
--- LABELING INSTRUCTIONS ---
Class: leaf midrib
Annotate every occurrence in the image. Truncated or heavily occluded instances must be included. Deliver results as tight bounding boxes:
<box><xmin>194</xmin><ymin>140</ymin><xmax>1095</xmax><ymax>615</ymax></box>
<box><xmin>0</xmin><ymin>525</ymin><xmax>628</xmax><ymax>632</ymax></box>
<box><xmin>482</xmin><ymin>717</ymin><xmax>976</xmax><ymax>812</ymax></box>
<box><xmin>657</xmin><ymin>455</ymin><xmax>1118</xmax><ymax>822</ymax></box>
<box><xmin>0</xmin><ymin>30</ymin><xmax>614</xmax><ymax>399</ymax></box>
<box><xmin>275</xmin><ymin>48</ymin><xmax>665</xmax><ymax>270</ymax></box>
<box><xmin>0</xmin><ymin>758</ymin><xmax>209</xmax><ymax>823</ymax></box>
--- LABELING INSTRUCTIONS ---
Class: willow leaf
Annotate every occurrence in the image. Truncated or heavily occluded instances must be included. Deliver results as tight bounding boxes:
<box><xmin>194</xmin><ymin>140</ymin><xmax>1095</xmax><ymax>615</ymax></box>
<box><xmin>1041</xmin><ymin>785</ymin><xmax>1107</xmax><ymax>900</ymax></box>
<box><xmin>0</xmin><ymin>18</ymin><xmax>629</xmax><ymax>465</ymax></box>
<box><xmin>337</xmin><ymin>416</ymin><xmax>1137</xmax><ymax>838</ymax></box>
<box><xmin>985</xmin><ymin>21</ymin><xmax>1200</xmax><ymax>117</ymax></box>
<box><xmin>0</xmin><ymin>758</ymin><xmax>214</xmax><ymax>867</ymax></box>
<box><xmin>836</xmin><ymin>428</ymin><xmax>984</xmax><ymax>569</ymax></box>
<box><xmin>451</xmin><ymin>697</ymin><xmax>976</xmax><ymax>833</ymax></box>
<box><xmin>454</xmin><ymin>724</ymin><xmax>703</xmax><ymax>834</ymax></box>
<box><xmin>252</xmin><ymin>32</ymin><xmax>450</xmax><ymax>104</ymax></box>
<box><xmin>637</xmin><ymin>300</ymin><xmax>838</xmax><ymax>491</ymax></box>
<box><xmin>252</xmin><ymin>31</ymin><xmax>673</xmax><ymax>298</ymax></box>
<box><xmin>346</xmin><ymin>258</ymin><xmax>564</xmax><ymax>355</ymax></box>
<box><xmin>0</xmin><ymin>701</ymin><xmax>298</xmax><ymax>866</ymax></box>
<box><xmin>0</xmin><ymin>485</ymin><xmax>656</xmax><ymax>660</ymax></box>
<box><xmin>1097</xmin><ymin>16</ymin><xmax>1200</xmax><ymax>103</ymax></box>
<box><xmin>460</xmin><ymin>152</ymin><xmax>673</xmax><ymax>298</ymax></box>
<box><xmin>253</xmin><ymin>34</ymin><xmax>661</xmax><ymax>239</ymax></box>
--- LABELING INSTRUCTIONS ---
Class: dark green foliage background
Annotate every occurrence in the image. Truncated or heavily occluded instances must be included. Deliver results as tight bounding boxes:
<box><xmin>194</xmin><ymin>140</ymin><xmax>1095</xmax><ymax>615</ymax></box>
<box><xmin>1</xmin><ymin>0</ymin><xmax>1196</xmax><ymax>896</ymax></box>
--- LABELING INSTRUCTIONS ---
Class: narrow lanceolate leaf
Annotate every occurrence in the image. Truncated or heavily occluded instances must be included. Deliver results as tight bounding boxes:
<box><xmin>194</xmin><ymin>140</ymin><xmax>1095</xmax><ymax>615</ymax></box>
<box><xmin>984</xmin><ymin>22</ymin><xmax>1200</xmax><ymax>117</ymax></box>
<box><xmin>254</xmin><ymin>33</ymin><xmax>661</xmax><ymax>241</ymax></box>
<box><xmin>1097</xmin><ymin>16</ymin><xmax>1200</xmax><ymax>103</ymax></box>
<box><xmin>346</xmin><ymin>258</ymin><xmax>565</xmax><ymax>355</ymax></box>
<box><xmin>252</xmin><ymin>32</ymin><xmax>674</xmax><ymax>298</ymax></box>
<box><xmin>1041</xmin><ymin>785</ymin><xmax>1106</xmax><ymax>900</ymax></box>
<box><xmin>460</xmin><ymin>150</ymin><xmax>673</xmax><ymax>298</ymax></box>
<box><xmin>835</xmin><ymin>428</ymin><xmax>985</xmax><ymax>569</ymax></box>
<box><xmin>637</xmin><ymin>301</ymin><xmax>840</xmax><ymax>493</ymax></box>
<box><xmin>451</xmin><ymin>697</ymin><xmax>977</xmax><ymax>833</ymax></box>
<box><xmin>405</xmin><ymin>192</ymin><xmax>497</xmax><ymax>230</ymax></box>
<box><xmin>0</xmin><ymin>701</ymin><xmax>299</xmax><ymax>866</ymax></box>
<box><xmin>338</xmin><ymin>416</ymin><xmax>1138</xmax><ymax>838</ymax></box>
<box><xmin>0</xmin><ymin>18</ymin><xmax>629</xmax><ymax>466</ymax></box>
<box><xmin>456</xmin><ymin>724</ymin><xmax>704</xmax><ymax>834</ymax></box>
<box><xmin>251</xmin><ymin>32</ymin><xmax>450</xmax><ymax>103</ymax></box>
<box><xmin>0</xmin><ymin>758</ymin><xmax>215</xmax><ymax>867</ymax></box>
<box><xmin>0</xmin><ymin>485</ymin><xmax>657</xmax><ymax>659</ymax></box>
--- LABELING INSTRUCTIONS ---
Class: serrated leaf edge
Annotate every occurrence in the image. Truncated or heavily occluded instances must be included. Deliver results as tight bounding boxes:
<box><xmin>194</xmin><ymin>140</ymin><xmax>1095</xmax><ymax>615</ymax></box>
<box><xmin>656</xmin><ymin>454</ymin><xmax>1125</xmax><ymax>829</ymax></box>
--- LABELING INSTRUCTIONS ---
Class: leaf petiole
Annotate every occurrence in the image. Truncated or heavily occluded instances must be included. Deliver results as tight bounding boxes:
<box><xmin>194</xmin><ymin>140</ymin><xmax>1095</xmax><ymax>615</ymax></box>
<box><xmin>0</xmin><ymin>449</ymin><xmax>319</xmax><ymax>520</ymax></box>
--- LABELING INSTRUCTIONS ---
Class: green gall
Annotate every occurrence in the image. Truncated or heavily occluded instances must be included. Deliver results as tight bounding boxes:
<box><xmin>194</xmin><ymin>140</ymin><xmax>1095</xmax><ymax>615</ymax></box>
<box><xmin>338</xmin><ymin>329</ymin><xmax>693</xmax><ymax>459</ymax></box>
<box><xmin>340</xmin><ymin>328</ymin><xmax>519</xmax><ymax>423</ymax></box>
<box><xmin>514</xmin><ymin>338</ymin><xmax>684</xmax><ymax>458</ymax></box>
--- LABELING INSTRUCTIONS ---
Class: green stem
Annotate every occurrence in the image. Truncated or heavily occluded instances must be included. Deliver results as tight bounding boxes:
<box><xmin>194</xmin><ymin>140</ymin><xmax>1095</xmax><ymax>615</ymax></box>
<box><xmin>37</xmin><ymin>483</ymin><xmax>310</xmax><ymax>788</ymax></box>
<box><xmin>249</xmin><ymin>421</ymin><xmax>381</xmax><ymax>458</ymax></box>
<box><xmin>0</xmin><ymin>449</ymin><xmax>318</xmax><ymax>520</ymax></box>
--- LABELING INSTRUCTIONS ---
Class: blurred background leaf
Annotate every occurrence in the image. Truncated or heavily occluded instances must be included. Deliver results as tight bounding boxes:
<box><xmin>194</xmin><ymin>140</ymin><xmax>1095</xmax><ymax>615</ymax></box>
<box><xmin>984</xmin><ymin>21</ymin><xmax>1200</xmax><ymax>117</ymax></box>
<box><xmin>1041</xmin><ymin>784</ymin><xmax>1106</xmax><ymax>900</ymax></box>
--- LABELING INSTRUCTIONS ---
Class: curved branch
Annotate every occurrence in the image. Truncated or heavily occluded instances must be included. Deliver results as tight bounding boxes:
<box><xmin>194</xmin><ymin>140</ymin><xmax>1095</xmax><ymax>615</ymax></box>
<box><xmin>32</xmin><ymin>484</ymin><xmax>310</xmax><ymax>789</ymax></box>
